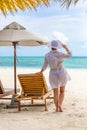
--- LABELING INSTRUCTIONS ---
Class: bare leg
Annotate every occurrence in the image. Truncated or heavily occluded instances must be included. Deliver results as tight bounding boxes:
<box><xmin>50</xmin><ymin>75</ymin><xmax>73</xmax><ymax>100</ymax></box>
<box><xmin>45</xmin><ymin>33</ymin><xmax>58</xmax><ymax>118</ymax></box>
<box><xmin>53</xmin><ymin>88</ymin><xmax>59</xmax><ymax>112</ymax></box>
<box><xmin>59</xmin><ymin>86</ymin><xmax>65</xmax><ymax>112</ymax></box>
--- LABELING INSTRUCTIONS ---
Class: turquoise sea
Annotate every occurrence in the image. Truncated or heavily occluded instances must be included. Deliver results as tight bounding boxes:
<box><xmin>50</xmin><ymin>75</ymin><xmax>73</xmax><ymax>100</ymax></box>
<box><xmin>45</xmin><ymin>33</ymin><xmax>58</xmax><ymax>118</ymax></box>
<box><xmin>0</xmin><ymin>56</ymin><xmax>87</xmax><ymax>69</ymax></box>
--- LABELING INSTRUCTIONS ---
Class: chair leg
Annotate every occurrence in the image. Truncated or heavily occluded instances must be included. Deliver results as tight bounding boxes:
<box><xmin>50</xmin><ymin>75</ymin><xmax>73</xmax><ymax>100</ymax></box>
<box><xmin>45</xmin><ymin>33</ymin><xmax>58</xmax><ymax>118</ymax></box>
<box><xmin>31</xmin><ymin>99</ymin><xmax>33</xmax><ymax>104</ymax></box>
<box><xmin>44</xmin><ymin>99</ymin><xmax>48</xmax><ymax>111</ymax></box>
<box><xmin>18</xmin><ymin>101</ymin><xmax>21</xmax><ymax>111</ymax></box>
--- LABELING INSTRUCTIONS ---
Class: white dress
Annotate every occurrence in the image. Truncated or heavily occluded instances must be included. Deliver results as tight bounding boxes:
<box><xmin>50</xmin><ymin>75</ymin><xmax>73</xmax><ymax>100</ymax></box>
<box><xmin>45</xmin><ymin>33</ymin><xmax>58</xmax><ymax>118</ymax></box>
<box><xmin>42</xmin><ymin>50</ymin><xmax>72</xmax><ymax>88</ymax></box>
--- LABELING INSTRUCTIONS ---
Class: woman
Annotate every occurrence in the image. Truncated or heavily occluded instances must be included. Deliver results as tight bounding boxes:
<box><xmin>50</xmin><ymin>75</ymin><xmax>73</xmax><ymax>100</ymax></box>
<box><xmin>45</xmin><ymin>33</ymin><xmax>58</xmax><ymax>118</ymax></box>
<box><xmin>38</xmin><ymin>40</ymin><xmax>72</xmax><ymax>112</ymax></box>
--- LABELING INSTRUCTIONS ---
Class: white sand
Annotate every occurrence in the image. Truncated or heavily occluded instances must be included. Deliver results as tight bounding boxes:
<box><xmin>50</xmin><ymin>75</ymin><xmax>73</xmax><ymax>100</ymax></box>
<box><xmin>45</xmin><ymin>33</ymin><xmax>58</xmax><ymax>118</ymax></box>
<box><xmin>0</xmin><ymin>68</ymin><xmax>87</xmax><ymax>130</ymax></box>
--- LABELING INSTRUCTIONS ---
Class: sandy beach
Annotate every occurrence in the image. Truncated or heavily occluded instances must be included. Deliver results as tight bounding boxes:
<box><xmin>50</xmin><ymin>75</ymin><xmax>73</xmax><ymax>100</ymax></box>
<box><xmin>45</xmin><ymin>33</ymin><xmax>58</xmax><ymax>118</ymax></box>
<box><xmin>0</xmin><ymin>68</ymin><xmax>87</xmax><ymax>130</ymax></box>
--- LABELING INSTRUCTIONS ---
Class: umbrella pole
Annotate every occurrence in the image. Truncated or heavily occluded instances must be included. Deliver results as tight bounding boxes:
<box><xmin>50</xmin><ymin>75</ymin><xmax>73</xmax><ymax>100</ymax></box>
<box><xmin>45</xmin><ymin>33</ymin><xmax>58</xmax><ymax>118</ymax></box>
<box><xmin>6</xmin><ymin>42</ymin><xmax>18</xmax><ymax>108</ymax></box>
<box><xmin>13</xmin><ymin>42</ymin><xmax>17</xmax><ymax>94</ymax></box>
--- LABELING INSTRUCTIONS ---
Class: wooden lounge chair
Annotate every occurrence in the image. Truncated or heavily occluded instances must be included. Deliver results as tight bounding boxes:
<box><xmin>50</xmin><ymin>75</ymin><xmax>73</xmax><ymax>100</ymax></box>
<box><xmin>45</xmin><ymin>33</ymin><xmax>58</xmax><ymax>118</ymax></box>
<box><xmin>0</xmin><ymin>80</ymin><xmax>14</xmax><ymax>99</ymax></box>
<box><xmin>16</xmin><ymin>73</ymin><xmax>53</xmax><ymax>111</ymax></box>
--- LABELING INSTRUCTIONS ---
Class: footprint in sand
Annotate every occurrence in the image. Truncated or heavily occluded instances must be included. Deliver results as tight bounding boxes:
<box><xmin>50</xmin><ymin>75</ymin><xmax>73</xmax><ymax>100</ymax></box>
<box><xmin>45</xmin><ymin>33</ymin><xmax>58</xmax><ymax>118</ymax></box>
<box><xmin>68</xmin><ymin>112</ymin><xmax>85</xmax><ymax>118</ymax></box>
<box><xmin>71</xmin><ymin>103</ymin><xmax>76</xmax><ymax>106</ymax></box>
<box><xmin>74</xmin><ymin>113</ymin><xmax>85</xmax><ymax>117</ymax></box>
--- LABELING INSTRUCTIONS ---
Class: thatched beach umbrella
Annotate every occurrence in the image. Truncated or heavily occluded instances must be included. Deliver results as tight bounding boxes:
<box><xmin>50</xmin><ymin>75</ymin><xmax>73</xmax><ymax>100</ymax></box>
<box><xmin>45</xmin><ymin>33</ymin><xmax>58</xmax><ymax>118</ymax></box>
<box><xmin>0</xmin><ymin>22</ymin><xmax>48</xmax><ymax>94</ymax></box>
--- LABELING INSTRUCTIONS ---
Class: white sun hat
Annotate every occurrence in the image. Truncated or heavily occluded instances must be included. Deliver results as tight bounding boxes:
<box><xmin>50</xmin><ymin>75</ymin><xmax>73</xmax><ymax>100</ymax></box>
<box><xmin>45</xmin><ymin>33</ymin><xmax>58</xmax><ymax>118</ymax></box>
<box><xmin>48</xmin><ymin>40</ymin><xmax>62</xmax><ymax>49</ymax></box>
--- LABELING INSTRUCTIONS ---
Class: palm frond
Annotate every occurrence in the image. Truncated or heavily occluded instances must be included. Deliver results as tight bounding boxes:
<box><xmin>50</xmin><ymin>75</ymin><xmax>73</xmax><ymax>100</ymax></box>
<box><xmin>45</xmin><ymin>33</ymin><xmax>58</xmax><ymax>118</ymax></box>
<box><xmin>0</xmin><ymin>0</ymin><xmax>50</xmax><ymax>16</ymax></box>
<box><xmin>0</xmin><ymin>0</ymin><xmax>83</xmax><ymax>16</ymax></box>
<box><xmin>57</xmin><ymin>0</ymin><xmax>79</xmax><ymax>8</ymax></box>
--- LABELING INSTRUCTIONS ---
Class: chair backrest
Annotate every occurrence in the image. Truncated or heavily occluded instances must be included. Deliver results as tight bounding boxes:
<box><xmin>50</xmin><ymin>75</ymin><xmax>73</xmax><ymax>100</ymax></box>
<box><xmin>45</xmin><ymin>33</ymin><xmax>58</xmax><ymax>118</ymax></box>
<box><xmin>0</xmin><ymin>80</ymin><xmax>5</xmax><ymax>94</ymax></box>
<box><xmin>18</xmin><ymin>73</ymin><xmax>48</xmax><ymax>96</ymax></box>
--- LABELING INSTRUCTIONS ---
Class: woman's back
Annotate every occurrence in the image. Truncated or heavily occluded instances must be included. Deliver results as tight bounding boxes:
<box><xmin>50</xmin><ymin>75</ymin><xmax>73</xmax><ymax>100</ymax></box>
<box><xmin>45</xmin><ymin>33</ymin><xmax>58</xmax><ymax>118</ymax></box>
<box><xmin>45</xmin><ymin>50</ymin><xmax>69</xmax><ymax>71</ymax></box>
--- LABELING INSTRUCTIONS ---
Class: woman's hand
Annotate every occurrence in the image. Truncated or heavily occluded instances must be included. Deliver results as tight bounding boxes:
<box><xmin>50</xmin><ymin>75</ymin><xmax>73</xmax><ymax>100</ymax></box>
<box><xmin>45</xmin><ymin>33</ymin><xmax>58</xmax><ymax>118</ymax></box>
<box><xmin>61</xmin><ymin>44</ymin><xmax>67</xmax><ymax>48</ymax></box>
<box><xmin>35</xmin><ymin>68</ymin><xmax>44</xmax><ymax>75</ymax></box>
<box><xmin>35</xmin><ymin>72</ymin><xmax>42</xmax><ymax>74</ymax></box>
<box><xmin>61</xmin><ymin>44</ymin><xmax>69</xmax><ymax>52</ymax></box>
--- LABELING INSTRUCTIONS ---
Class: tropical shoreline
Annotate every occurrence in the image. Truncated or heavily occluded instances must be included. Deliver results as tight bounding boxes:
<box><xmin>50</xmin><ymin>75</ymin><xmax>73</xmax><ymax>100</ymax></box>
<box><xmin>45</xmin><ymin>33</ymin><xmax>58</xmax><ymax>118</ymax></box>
<box><xmin>0</xmin><ymin>56</ymin><xmax>87</xmax><ymax>69</ymax></box>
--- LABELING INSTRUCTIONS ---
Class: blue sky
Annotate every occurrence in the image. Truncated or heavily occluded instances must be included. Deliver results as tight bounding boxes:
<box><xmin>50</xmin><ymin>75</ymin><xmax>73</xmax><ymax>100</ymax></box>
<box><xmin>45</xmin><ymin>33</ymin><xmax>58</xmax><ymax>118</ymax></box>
<box><xmin>0</xmin><ymin>1</ymin><xmax>87</xmax><ymax>56</ymax></box>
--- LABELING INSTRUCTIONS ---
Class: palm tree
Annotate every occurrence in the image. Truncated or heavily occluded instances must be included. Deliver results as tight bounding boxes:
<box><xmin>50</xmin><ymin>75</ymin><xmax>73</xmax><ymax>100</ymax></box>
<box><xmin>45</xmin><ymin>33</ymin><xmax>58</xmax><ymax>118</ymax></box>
<box><xmin>0</xmin><ymin>0</ymin><xmax>83</xmax><ymax>16</ymax></box>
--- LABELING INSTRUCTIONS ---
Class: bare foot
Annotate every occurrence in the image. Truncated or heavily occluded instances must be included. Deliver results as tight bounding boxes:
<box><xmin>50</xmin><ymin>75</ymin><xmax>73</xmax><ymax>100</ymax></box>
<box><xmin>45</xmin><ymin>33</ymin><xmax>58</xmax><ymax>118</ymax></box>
<box><xmin>55</xmin><ymin>106</ymin><xmax>59</xmax><ymax>112</ymax></box>
<box><xmin>59</xmin><ymin>107</ymin><xmax>63</xmax><ymax>112</ymax></box>
<box><xmin>58</xmin><ymin>105</ymin><xmax>63</xmax><ymax>112</ymax></box>
<box><xmin>56</xmin><ymin>108</ymin><xmax>59</xmax><ymax>112</ymax></box>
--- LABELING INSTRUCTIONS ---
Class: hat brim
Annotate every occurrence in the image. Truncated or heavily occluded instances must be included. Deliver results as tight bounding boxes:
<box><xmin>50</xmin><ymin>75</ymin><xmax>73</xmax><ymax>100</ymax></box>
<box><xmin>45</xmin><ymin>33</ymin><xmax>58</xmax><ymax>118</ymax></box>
<box><xmin>47</xmin><ymin>40</ymin><xmax>62</xmax><ymax>49</ymax></box>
